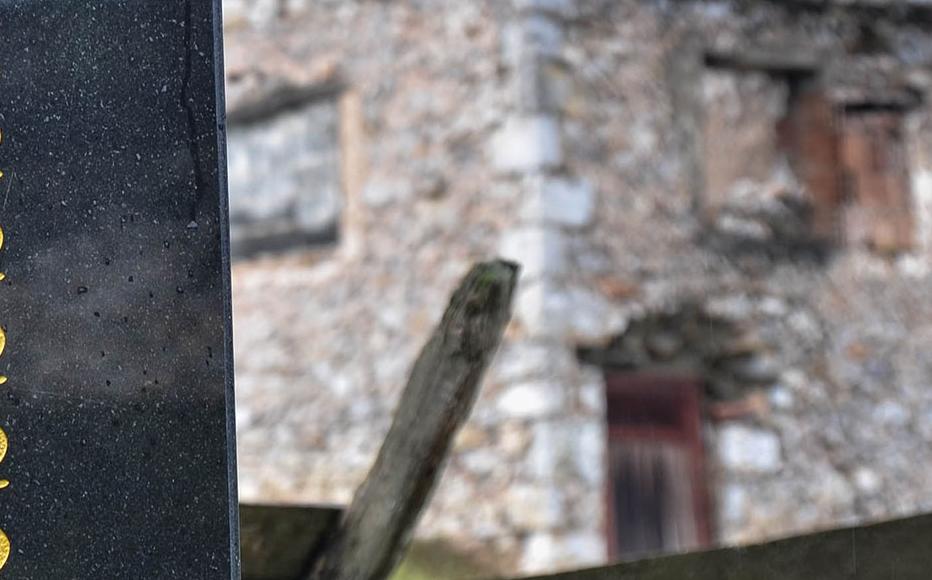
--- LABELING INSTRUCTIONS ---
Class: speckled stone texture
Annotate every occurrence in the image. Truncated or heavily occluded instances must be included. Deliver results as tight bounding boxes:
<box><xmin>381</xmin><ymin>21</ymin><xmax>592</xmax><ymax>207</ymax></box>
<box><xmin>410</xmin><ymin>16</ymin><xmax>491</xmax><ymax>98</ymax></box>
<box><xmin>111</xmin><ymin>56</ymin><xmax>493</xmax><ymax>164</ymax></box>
<box><xmin>225</xmin><ymin>0</ymin><xmax>932</xmax><ymax>575</ymax></box>
<box><xmin>0</xmin><ymin>0</ymin><xmax>239</xmax><ymax>577</ymax></box>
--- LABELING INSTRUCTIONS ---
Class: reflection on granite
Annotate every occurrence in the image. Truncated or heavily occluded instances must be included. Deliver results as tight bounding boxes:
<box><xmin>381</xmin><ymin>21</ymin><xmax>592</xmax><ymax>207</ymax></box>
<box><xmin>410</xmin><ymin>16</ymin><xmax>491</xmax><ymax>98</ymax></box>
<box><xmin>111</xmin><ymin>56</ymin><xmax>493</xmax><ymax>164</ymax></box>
<box><xmin>0</xmin><ymin>0</ymin><xmax>238</xmax><ymax>577</ymax></box>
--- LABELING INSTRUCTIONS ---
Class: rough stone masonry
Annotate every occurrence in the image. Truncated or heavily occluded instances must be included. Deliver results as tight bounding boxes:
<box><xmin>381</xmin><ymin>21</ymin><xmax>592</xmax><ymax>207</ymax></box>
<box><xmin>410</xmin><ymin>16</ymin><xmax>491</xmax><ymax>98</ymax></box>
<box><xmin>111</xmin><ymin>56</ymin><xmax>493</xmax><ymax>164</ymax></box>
<box><xmin>224</xmin><ymin>0</ymin><xmax>932</xmax><ymax>575</ymax></box>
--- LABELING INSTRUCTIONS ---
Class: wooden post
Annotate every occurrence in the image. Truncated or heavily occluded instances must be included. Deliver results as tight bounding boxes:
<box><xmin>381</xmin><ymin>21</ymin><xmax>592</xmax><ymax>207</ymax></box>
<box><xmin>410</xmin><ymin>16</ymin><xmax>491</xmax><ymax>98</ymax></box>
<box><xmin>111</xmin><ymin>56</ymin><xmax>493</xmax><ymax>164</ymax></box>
<box><xmin>308</xmin><ymin>260</ymin><xmax>520</xmax><ymax>580</ymax></box>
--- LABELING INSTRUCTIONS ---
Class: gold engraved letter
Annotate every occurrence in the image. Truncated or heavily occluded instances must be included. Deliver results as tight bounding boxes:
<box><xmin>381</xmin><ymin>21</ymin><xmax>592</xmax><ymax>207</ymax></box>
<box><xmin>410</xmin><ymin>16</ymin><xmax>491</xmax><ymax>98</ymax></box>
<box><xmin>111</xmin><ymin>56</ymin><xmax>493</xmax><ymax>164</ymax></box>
<box><xmin>0</xmin><ymin>426</ymin><xmax>7</xmax><ymax>488</ymax></box>
<box><xmin>0</xmin><ymin>327</ymin><xmax>7</xmax><ymax>385</ymax></box>
<box><xmin>0</xmin><ymin>427</ymin><xmax>8</xmax><ymax>571</ymax></box>
<box><xmin>0</xmin><ymin>528</ymin><xmax>8</xmax><ymax>571</ymax></box>
<box><xmin>0</xmin><ymin>222</ymin><xmax>6</xmax><ymax>281</ymax></box>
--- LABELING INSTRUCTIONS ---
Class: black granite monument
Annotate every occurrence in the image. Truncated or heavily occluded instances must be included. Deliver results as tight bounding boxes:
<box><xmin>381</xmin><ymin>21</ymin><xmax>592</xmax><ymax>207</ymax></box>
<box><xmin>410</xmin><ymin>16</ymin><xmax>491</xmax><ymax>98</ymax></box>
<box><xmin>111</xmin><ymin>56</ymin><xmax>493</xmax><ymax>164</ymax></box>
<box><xmin>0</xmin><ymin>0</ymin><xmax>239</xmax><ymax>577</ymax></box>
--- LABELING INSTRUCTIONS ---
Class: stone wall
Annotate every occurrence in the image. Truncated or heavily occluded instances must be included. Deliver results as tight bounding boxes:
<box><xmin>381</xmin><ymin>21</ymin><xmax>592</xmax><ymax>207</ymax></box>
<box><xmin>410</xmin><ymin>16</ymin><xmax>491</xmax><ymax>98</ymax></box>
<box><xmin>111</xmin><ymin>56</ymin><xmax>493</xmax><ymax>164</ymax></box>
<box><xmin>224</xmin><ymin>0</ymin><xmax>932</xmax><ymax>576</ymax></box>
<box><xmin>560</xmin><ymin>0</ymin><xmax>932</xmax><ymax>554</ymax></box>
<box><xmin>224</xmin><ymin>0</ymin><xmax>546</xmax><ymax>572</ymax></box>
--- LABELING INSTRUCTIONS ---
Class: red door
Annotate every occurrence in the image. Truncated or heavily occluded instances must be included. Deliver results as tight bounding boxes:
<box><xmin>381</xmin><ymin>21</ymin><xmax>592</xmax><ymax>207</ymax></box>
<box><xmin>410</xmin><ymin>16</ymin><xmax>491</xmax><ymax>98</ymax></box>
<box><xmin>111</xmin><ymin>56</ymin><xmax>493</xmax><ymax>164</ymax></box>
<box><xmin>604</xmin><ymin>373</ymin><xmax>712</xmax><ymax>560</ymax></box>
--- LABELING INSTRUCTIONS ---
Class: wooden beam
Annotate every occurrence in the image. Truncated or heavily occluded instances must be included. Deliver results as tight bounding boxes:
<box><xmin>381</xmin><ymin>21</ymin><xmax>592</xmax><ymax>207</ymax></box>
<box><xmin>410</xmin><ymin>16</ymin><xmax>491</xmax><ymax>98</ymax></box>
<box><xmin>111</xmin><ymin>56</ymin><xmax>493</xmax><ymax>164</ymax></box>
<box><xmin>307</xmin><ymin>260</ymin><xmax>520</xmax><ymax>580</ymax></box>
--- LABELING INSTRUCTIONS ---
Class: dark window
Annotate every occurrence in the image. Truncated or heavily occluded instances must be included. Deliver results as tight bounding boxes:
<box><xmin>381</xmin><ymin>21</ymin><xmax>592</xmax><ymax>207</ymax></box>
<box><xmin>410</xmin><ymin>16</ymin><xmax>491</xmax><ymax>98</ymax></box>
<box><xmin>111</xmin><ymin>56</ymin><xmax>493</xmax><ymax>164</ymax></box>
<box><xmin>778</xmin><ymin>86</ymin><xmax>844</xmax><ymax>240</ymax></box>
<box><xmin>604</xmin><ymin>374</ymin><xmax>711</xmax><ymax>561</ymax></box>
<box><xmin>839</xmin><ymin>109</ymin><xmax>914</xmax><ymax>253</ymax></box>
<box><xmin>227</xmin><ymin>93</ymin><xmax>343</xmax><ymax>258</ymax></box>
<box><xmin>702</xmin><ymin>56</ymin><xmax>917</xmax><ymax>254</ymax></box>
<box><xmin>780</xmin><ymin>88</ymin><xmax>914</xmax><ymax>252</ymax></box>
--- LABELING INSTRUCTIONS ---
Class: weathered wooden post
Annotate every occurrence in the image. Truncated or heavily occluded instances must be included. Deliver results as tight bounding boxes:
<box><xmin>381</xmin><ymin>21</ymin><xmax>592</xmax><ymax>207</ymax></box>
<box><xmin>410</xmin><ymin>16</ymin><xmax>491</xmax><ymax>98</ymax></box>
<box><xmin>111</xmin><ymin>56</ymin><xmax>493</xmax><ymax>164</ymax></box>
<box><xmin>310</xmin><ymin>260</ymin><xmax>519</xmax><ymax>580</ymax></box>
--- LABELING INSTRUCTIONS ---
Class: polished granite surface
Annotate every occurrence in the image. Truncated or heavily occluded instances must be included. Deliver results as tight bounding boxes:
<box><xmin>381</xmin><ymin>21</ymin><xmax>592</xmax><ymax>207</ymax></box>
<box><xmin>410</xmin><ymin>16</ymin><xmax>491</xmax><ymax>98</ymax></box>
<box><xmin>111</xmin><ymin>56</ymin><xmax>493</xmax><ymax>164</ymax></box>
<box><xmin>0</xmin><ymin>0</ymin><xmax>238</xmax><ymax>577</ymax></box>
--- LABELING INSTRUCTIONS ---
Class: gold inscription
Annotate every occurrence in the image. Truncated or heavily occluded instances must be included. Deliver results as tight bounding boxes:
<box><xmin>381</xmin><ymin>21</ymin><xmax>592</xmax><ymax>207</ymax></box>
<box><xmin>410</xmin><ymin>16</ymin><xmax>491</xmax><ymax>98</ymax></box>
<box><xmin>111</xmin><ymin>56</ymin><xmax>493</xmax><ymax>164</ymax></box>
<box><xmin>0</xmin><ymin>528</ymin><xmax>8</xmax><ymax>571</ymax></box>
<box><xmin>0</xmin><ymin>428</ymin><xmax>7</xmax><ymax>572</ymax></box>
<box><xmin>0</xmin><ymin>327</ymin><xmax>6</xmax><ymax>385</ymax></box>
<box><xmin>0</xmin><ymin>221</ymin><xmax>5</xmax><ymax>281</ymax></box>
<box><xmin>0</xmin><ymin>126</ymin><xmax>9</xmax><ymax>571</ymax></box>
<box><xmin>0</xmin><ymin>428</ymin><xmax>7</xmax><ymax>490</ymax></box>
<box><xmin>0</xmin><ymin>426</ymin><xmax>7</xmax><ymax>568</ymax></box>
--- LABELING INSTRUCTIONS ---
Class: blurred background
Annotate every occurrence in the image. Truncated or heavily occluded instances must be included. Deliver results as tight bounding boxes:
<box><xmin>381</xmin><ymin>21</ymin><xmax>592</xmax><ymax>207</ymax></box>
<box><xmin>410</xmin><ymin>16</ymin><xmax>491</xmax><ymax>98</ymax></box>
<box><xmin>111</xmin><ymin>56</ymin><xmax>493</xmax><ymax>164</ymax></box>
<box><xmin>222</xmin><ymin>0</ymin><xmax>932</xmax><ymax>577</ymax></box>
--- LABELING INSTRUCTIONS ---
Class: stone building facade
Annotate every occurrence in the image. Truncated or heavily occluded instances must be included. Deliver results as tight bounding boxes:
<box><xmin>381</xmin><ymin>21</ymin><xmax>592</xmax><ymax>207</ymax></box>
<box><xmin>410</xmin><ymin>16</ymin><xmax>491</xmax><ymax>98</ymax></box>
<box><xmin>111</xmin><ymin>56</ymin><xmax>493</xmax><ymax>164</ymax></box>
<box><xmin>223</xmin><ymin>0</ymin><xmax>932</xmax><ymax>575</ymax></box>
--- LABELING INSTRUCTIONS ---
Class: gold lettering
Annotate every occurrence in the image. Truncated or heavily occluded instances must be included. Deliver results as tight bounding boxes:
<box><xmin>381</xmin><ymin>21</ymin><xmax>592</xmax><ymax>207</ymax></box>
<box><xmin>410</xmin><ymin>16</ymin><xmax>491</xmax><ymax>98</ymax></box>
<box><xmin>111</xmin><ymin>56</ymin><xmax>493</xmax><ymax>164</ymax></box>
<box><xmin>0</xmin><ymin>127</ymin><xmax>9</xmax><ymax>571</ymax></box>
<box><xmin>0</xmin><ymin>427</ymin><xmax>7</xmax><ymax>489</ymax></box>
<box><xmin>0</xmin><ymin>428</ymin><xmax>7</xmax><ymax>570</ymax></box>
<box><xmin>0</xmin><ymin>226</ymin><xmax>5</xmax><ymax>282</ymax></box>
<box><xmin>0</xmin><ymin>528</ymin><xmax>8</xmax><ymax>571</ymax></box>
<box><xmin>0</xmin><ymin>327</ymin><xmax>6</xmax><ymax>385</ymax></box>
